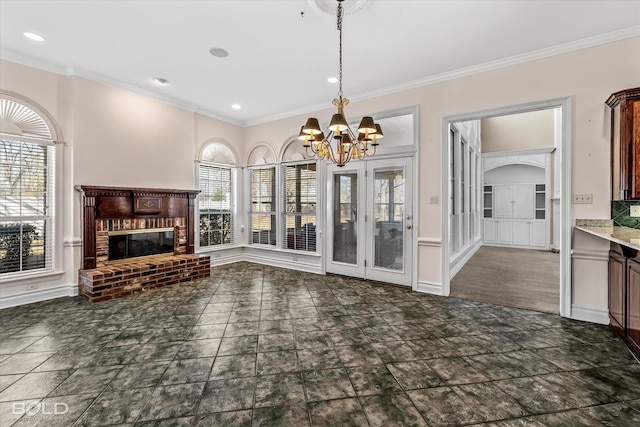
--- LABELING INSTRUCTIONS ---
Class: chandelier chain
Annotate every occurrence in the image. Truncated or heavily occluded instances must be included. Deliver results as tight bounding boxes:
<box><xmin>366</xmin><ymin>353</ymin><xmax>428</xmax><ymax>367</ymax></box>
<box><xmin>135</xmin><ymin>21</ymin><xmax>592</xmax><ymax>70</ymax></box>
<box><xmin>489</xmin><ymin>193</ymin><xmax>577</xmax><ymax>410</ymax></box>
<box><xmin>337</xmin><ymin>0</ymin><xmax>343</xmax><ymax>99</ymax></box>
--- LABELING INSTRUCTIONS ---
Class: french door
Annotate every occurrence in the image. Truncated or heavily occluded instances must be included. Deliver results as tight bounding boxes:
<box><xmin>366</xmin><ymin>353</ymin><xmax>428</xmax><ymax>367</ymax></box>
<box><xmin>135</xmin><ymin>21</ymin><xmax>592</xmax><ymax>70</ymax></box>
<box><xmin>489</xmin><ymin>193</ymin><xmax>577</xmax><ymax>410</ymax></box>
<box><xmin>326</xmin><ymin>157</ymin><xmax>414</xmax><ymax>286</ymax></box>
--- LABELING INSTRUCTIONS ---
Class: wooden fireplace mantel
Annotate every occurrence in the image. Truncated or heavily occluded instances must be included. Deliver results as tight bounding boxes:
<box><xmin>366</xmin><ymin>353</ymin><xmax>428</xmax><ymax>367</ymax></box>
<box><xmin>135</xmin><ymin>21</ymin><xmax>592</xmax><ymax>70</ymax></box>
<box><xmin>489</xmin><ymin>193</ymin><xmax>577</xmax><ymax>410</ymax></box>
<box><xmin>80</xmin><ymin>185</ymin><xmax>200</xmax><ymax>270</ymax></box>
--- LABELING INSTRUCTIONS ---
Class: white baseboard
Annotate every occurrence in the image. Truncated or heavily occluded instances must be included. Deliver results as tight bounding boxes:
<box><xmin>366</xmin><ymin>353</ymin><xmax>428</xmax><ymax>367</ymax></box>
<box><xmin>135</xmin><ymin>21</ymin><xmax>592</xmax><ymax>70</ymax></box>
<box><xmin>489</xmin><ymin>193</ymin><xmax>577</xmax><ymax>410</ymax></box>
<box><xmin>209</xmin><ymin>253</ymin><xmax>245</xmax><ymax>267</ymax></box>
<box><xmin>416</xmin><ymin>280</ymin><xmax>444</xmax><ymax>296</ymax></box>
<box><xmin>249</xmin><ymin>254</ymin><xmax>322</xmax><ymax>275</ymax></box>
<box><xmin>571</xmin><ymin>304</ymin><xmax>609</xmax><ymax>325</ymax></box>
<box><xmin>0</xmin><ymin>283</ymin><xmax>77</xmax><ymax>309</ymax></box>
<box><xmin>450</xmin><ymin>240</ymin><xmax>482</xmax><ymax>279</ymax></box>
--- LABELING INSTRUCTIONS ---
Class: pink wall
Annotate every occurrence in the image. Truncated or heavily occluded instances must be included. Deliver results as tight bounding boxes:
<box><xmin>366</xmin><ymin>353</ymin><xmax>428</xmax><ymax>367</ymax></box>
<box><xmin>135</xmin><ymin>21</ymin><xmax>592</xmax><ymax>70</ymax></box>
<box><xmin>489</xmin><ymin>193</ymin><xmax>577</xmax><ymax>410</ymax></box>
<box><xmin>1</xmin><ymin>36</ymin><xmax>639</xmax><ymax>314</ymax></box>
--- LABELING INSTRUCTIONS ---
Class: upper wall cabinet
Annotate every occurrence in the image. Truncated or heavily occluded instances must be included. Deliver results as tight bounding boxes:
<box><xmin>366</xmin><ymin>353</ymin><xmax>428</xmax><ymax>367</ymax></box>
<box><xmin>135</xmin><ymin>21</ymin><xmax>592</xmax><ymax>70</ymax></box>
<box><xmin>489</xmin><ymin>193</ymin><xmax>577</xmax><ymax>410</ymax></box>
<box><xmin>607</xmin><ymin>87</ymin><xmax>640</xmax><ymax>200</ymax></box>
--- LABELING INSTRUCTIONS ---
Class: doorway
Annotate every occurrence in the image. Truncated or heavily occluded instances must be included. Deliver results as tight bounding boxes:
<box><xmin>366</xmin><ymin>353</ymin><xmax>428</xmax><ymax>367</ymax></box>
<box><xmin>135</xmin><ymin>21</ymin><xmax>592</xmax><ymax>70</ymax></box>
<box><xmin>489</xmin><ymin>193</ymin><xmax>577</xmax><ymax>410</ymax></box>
<box><xmin>442</xmin><ymin>98</ymin><xmax>572</xmax><ymax>317</ymax></box>
<box><xmin>325</xmin><ymin>157</ymin><xmax>414</xmax><ymax>286</ymax></box>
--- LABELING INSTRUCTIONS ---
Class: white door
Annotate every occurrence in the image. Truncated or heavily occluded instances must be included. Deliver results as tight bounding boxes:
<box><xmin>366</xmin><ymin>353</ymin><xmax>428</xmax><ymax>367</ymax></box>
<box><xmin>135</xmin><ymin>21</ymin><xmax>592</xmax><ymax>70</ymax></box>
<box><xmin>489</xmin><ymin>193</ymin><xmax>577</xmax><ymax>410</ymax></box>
<box><xmin>513</xmin><ymin>220</ymin><xmax>530</xmax><ymax>246</ymax></box>
<box><xmin>494</xmin><ymin>185</ymin><xmax>513</xmax><ymax>218</ymax></box>
<box><xmin>530</xmin><ymin>221</ymin><xmax>546</xmax><ymax>247</ymax></box>
<box><xmin>326</xmin><ymin>157</ymin><xmax>414</xmax><ymax>286</ymax></box>
<box><xmin>497</xmin><ymin>220</ymin><xmax>513</xmax><ymax>244</ymax></box>
<box><xmin>483</xmin><ymin>219</ymin><xmax>497</xmax><ymax>243</ymax></box>
<box><xmin>513</xmin><ymin>184</ymin><xmax>535</xmax><ymax>218</ymax></box>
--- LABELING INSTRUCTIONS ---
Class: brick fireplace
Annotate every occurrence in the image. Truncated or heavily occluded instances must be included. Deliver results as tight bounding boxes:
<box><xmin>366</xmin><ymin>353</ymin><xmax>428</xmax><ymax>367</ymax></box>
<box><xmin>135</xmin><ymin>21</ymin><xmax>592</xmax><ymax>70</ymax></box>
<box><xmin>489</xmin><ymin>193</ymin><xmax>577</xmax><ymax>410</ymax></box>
<box><xmin>78</xmin><ymin>186</ymin><xmax>210</xmax><ymax>302</ymax></box>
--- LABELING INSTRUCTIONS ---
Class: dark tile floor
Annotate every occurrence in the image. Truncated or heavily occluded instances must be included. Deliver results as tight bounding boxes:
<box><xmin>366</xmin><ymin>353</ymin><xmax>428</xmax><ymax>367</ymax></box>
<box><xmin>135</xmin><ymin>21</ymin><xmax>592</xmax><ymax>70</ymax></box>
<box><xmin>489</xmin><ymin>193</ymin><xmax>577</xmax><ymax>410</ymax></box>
<box><xmin>1</xmin><ymin>262</ymin><xmax>639</xmax><ymax>426</ymax></box>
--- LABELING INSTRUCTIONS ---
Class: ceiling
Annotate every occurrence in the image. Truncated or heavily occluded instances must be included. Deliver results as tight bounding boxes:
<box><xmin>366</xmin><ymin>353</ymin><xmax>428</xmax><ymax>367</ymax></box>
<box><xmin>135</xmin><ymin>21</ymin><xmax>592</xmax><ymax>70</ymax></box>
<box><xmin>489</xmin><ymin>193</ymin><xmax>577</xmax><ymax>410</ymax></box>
<box><xmin>1</xmin><ymin>0</ymin><xmax>639</xmax><ymax>126</ymax></box>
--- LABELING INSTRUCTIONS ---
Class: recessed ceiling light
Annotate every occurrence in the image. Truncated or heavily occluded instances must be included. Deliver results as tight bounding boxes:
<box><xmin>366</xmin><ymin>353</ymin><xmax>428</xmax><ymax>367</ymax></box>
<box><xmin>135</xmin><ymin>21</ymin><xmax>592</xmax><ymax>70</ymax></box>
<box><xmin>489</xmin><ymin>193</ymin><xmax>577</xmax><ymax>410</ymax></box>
<box><xmin>152</xmin><ymin>77</ymin><xmax>169</xmax><ymax>85</ymax></box>
<box><xmin>231</xmin><ymin>104</ymin><xmax>241</xmax><ymax>110</ymax></box>
<box><xmin>24</xmin><ymin>32</ymin><xmax>45</xmax><ymax>42</ymax></box>
<box><xmin>210</xmin><ymin>48</ymin><xmax>229</xmax><ymax>58</ymax></box>
<box><xmin>328</xmin><ymin>77</ymin><xmax>338</xmax><ymax>83</ymax></box>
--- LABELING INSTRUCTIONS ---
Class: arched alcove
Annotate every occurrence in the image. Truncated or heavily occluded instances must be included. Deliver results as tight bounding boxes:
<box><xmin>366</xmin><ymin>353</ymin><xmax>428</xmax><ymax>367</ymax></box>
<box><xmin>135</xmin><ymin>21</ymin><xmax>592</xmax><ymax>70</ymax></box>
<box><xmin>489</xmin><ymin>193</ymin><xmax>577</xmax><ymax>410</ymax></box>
<box><xmin>280</xmin><ymin>137</ymin><xmax>313</xmax><ymax>163</ymax></box>
<box><xmin>247</xmin><ymin>143</ymin><xmax>276</xmax><ymax>166</ymax></box>
<box><xmin>197</xmin><ymin>139</ymin><xmax>237</xmax><ymax>165</ymax></box>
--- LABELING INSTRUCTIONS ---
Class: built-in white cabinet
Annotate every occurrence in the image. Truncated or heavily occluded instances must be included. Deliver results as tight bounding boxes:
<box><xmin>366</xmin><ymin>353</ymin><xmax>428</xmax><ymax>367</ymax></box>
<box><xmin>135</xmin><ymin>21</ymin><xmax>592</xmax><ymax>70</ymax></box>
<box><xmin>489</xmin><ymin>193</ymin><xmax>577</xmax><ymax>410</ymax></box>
<box><xmin>482</xmin><ymin>150</ymin><xmax>552</xmax><ymax>250</ymax></box>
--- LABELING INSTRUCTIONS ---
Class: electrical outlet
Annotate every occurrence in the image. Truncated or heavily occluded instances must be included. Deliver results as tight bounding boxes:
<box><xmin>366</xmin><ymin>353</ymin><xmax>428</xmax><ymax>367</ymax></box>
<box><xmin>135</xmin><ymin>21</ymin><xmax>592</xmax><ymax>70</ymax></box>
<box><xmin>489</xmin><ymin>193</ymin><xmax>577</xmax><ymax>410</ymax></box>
<box><xmin>573</xmin><ymin>194</ymin><xmax>593</xmax><ymax>204</ymax></box>
<box><xmin>429</xmin><ymin>195</ymin><xmax>439</xmax><ymax>204</ymax></box>
<box><xmin>631</xmin><ymin>205</ymin><xmax>640</xmax><ymax>218</ymax></box>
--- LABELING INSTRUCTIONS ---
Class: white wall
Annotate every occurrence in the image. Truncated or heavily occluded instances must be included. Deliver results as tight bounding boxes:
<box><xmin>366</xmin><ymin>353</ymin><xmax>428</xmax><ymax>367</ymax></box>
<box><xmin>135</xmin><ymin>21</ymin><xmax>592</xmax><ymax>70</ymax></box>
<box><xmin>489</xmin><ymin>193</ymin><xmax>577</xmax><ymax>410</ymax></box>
<box><xmin>1</xmin><ymin>36</ymin><xmax>639</xmax><ymax>316</ymax></box>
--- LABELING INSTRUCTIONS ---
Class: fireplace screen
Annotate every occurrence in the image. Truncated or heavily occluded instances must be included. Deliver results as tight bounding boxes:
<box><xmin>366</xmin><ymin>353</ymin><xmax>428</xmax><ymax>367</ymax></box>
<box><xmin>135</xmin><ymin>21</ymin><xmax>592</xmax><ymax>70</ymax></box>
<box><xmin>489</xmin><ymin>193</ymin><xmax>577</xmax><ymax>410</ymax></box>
<box><xmin>108</xmin><ymin>227</ymin><xmax>176</xmax><ymax>261</ymax></box>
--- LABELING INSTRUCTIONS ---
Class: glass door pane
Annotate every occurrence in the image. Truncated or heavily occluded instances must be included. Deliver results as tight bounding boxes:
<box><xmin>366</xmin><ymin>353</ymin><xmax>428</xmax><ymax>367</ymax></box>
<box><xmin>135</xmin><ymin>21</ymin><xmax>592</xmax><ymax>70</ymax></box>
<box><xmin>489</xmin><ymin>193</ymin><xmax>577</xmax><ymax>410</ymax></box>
<box><xmin>333</xmin><ymin>173</ymin><xmax>358</xmax><ymax>264</ymax></box>
<box><xmin>373</xmin><ymin>168</ymin><xmax>404</xmax><ymax>271</ymax></box>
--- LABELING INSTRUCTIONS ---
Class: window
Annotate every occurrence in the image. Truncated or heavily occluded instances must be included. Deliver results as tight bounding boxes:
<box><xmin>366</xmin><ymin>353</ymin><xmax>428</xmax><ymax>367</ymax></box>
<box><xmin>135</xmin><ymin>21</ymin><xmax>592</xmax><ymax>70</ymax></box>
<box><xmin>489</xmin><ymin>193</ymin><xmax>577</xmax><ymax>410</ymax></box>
<box><xmin>1</xmin><ymin>140</ymin><xmax>55</xmax><ymax>275</ymax></box>
<box><xmin>198</xmin><ymin>163</ymin><xmax>234</xmax><ymax>247</ymax></box>
<box><xmin>249</xmin><ymin>166</ymin><xmax>276</xmax><ymax>246</ymax></box>
<box><xmin>0</xmin><ymin>97</ymin><xmax>57</xmax><ymax>278</ymax></box>
<box><xmin>283</xmin><ymin>162</ymin><xmax>317</xmax><ymax>252</ymax></box>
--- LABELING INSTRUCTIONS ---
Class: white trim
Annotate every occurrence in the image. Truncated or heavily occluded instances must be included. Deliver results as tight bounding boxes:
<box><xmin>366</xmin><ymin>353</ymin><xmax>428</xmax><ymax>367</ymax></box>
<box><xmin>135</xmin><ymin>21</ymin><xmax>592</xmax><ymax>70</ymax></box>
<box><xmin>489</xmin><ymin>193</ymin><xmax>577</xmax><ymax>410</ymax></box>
<box><xmin>245</xmin><ymin>27</ymin><xmax>640</xmax><ymax>127</ymax></box>
<box><xmin>416</xmin><ymin>280</ymin><xmax>444</xmax><ymax>296</ymax></box>
<box><xmin>4</xmin><ymin>26</ymin><xmax>635</xmax><ymax>129</ymax></box>
<box><xmin>571</xmin><ymin>247</ymin><xmax>610</xmax><ymax>262</ymax></box>
<box><xmin>418</xmin><ymin>238</ymin><xmax>442</xmax><ymax>247</ymax></box>
<box><xmin>481</xmin><ymin>148</ymin><xmax>556</xmax><ymax>158</ymax></box>
<box><xmin>247</xmin><ymin>253</ymin><xmax>323</xmax><ymax>275</ymax></box>
<box><xmin>208</xmin><ymin>253</ymin><xmax>246</xmax><ymax>268</ymax></box>
<box><xmin>63</xmin><ymin>238</ymin><xmax>82</xmax><ymax>248</ymax></box>
<box><xmin>0</xmin><ymin>283</ymin><xmax>77</xmax><ymax>309</ymax></box>
<box><xmin>571</xmin><ymin>304</ymin><xmax>609</xmax><ymax>325</ymax></box>
<box><xmin>450</xmin><ymin>239</ymin><xmax>482</xmax><ymax>279</ymax></box>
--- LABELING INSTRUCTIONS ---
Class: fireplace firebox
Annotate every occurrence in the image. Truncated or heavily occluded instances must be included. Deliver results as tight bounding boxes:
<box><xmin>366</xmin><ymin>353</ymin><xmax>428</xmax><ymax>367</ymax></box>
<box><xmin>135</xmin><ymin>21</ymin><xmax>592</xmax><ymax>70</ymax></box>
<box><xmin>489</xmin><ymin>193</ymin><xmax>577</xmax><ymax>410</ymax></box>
<box><xmin>108</xmin><ymin>227</ymin><xmax>177</xmax><ymax>261</ymax></box>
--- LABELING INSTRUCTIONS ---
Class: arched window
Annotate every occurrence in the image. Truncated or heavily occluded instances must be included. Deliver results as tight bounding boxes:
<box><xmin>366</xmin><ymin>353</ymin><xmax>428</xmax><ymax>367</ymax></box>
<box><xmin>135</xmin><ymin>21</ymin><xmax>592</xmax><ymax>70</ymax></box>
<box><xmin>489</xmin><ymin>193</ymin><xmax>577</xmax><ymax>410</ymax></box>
<box><xmin>0</xmin><ymin>95</ymin><xmax>59</xmax><ymax>277</ymax></box>
<box><xmin>196</xmin><ymin>141</ymin><xmax>237</xmax><ymax>249</ymax></box>
<box><xmin>247</xmin><ymin>144</ymin><xmax>277</xmax><ymax>246</ymax></box>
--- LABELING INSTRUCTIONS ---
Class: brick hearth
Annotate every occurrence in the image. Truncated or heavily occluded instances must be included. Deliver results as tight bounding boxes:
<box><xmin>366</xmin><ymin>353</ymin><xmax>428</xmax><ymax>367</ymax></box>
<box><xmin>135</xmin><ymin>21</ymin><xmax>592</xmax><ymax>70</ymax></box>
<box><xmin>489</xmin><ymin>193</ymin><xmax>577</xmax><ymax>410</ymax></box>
<box><xmin>79</xmin><ymin>254</ymin><xmax>210</xmax><ymax>302</ymax></box>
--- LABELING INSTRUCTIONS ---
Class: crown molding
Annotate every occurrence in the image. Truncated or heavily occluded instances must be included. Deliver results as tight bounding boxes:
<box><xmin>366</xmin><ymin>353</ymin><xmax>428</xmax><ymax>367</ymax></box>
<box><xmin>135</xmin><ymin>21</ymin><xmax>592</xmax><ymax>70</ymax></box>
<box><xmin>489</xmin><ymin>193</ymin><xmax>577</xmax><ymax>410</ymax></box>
<box><xmin>0</xmin><ymin>50</ymin><xmax>244</xmax><ymax>127</ymax></box>
<box><xmin>245</xmin><ymin>26</ymin><xmax>640</xmax><ymax>127</ymax></box>
<box><xmin>3</xmin><ymin>25</ymin><xmax>639</xmax><ymax>129</ymax></box>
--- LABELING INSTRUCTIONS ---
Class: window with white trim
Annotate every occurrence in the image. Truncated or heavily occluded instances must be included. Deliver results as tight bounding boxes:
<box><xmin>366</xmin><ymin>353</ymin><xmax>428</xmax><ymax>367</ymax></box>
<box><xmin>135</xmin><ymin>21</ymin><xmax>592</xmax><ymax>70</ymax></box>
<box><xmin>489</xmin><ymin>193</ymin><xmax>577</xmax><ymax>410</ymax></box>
<box><xmin>249</xmin><ymin>166</ymin><xmax>277</xmax><ymax>246</ymax></box>
<box><xmin>198</xmin><ymin>163</ymin><xmax>234</xmax><ymax>247</ymax></box>
<box><xmin>282</xmin><ymin>161</ymin><xmax>317</xmax><ymax>252</ymax></box>
<box><xmin>0</xmin><ymin>98</ymin><xmax>56</xmax><ymax>277</ymax></box>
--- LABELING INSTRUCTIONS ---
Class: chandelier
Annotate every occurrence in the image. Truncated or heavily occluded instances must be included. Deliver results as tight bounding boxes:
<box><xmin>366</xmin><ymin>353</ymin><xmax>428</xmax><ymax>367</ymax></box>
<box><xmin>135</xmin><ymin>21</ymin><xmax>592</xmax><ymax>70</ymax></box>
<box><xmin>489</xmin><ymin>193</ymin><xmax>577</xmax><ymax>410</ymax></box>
<box><xmin>298</xmin><ymin>0</ymin><xmax>383</xmax><ymax>167</ymax></box>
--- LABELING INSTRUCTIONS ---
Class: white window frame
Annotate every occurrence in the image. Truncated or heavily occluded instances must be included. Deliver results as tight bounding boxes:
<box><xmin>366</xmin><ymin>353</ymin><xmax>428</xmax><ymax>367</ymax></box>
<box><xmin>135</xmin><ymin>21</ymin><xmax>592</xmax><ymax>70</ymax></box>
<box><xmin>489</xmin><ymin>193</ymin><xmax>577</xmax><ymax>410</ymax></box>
<box><xmin>281</xmin><ymin>160</ymin><xmax>318</xmax><ymax>253</ymax></box>
<box><xmin>0</xmin><ymin>96</ymin><xmax>61</xmax><ymax>282</ymax></box>
<box><xmin>248</xmin><ymin>165</ymin><xmax>277</xmax><ymax>247</ymax></box>
<box><xmin>197</xmin><ymin>161</ymin><xmax>236</xmax><ymax>249</ymax></box>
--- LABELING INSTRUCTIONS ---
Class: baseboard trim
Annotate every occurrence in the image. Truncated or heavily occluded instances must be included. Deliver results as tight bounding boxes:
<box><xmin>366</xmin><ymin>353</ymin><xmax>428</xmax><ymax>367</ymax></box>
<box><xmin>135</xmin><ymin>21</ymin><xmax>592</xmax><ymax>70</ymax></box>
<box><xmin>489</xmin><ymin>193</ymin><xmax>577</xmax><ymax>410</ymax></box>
<box><xmin>571</xmin><ymin>304</ymin><xmax>609</xmax><ymax>325</ymax></box>
<box><xmin>0</xmin><ymin>283</ymin><xmax>77</xmax><ymax>309</ymax></box>
<box><xmin>416</xmin><ymin>280</ymin><xmax>444</xmax><ymax>296</ymax></box>
<box><xmin>209</xmin><ymin>254</ymin><xmax>245</xmax><ymax>267</ymax></box>
<box><xmin>249</xmin><ymin>255</ymin><xmax>322</xmax><ymax>275</ymax></box>
<box><xmin>450</xmin><ymin>240</ymin><xmax>482</xmax><ymax>279</ymax></box>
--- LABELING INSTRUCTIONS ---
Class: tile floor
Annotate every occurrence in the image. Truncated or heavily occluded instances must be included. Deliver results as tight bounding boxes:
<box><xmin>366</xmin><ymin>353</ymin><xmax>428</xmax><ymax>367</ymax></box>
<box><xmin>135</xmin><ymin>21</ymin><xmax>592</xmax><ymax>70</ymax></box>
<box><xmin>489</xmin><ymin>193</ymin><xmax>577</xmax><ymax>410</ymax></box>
<box><xmin>0</xmin><ymin>262</ymin><xmax>639</xmax><ymax>426</ymax></box>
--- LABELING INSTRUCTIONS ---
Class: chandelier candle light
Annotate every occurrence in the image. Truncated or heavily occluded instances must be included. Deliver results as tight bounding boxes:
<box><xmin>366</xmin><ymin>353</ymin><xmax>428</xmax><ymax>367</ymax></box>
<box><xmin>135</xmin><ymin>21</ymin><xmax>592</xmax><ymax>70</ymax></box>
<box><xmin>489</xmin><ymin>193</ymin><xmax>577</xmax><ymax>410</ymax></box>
<box><xmin>299</xmin><ymin>0</ymin><xmax>383</xmax><ymax>167</ymax></box>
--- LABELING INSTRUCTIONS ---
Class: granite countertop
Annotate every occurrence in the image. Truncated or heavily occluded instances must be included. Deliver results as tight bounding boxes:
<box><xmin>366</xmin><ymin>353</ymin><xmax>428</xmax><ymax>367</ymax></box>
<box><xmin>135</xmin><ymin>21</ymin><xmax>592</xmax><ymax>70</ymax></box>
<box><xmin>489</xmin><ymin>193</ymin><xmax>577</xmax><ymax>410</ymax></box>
<box><xmin>575</xmin><ymin>219</ymin><xmax>640</xmax><ymax>251</ymax></box>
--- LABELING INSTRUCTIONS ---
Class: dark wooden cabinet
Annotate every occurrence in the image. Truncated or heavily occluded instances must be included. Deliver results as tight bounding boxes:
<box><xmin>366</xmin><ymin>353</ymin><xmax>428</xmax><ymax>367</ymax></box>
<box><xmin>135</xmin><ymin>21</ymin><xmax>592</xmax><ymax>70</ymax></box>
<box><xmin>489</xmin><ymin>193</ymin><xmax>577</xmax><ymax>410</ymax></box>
<box><xmin>628</xmin><ymin>258</ymin><xmax>640</xmax><ymax>355</ymax></box>
<box><xmin>609</xmin><ymin>242</ymin><xmax>640</xmax><ymax>360</ymax></box>
<box><xmin>609</xmin><ymin>247</ymin><xmax>626</xmax><ymax>336</ymax></box>
<box><xmin>606</xmin><ymin>87</ymin><xmax>640</xmax><ymax>200</ymax></box>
